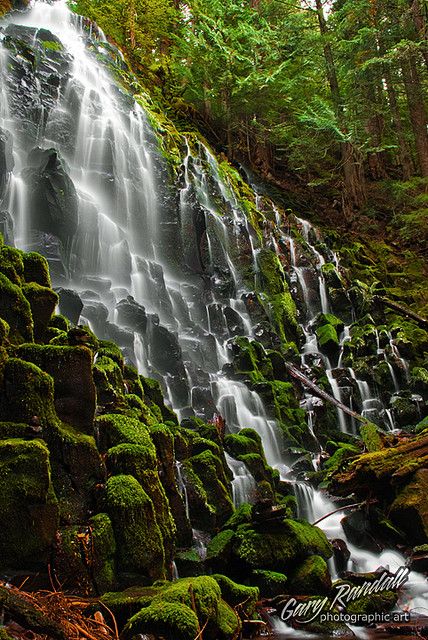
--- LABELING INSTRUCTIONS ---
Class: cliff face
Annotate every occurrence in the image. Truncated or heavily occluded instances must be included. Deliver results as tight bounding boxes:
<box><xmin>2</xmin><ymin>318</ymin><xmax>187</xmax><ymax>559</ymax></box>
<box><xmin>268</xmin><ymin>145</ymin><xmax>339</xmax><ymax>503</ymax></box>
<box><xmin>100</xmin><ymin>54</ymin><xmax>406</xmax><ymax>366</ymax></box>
<box><xmin>0</xmin><ymin>2</ymin><xmax>427</xmax><ymax>638</ymax></box>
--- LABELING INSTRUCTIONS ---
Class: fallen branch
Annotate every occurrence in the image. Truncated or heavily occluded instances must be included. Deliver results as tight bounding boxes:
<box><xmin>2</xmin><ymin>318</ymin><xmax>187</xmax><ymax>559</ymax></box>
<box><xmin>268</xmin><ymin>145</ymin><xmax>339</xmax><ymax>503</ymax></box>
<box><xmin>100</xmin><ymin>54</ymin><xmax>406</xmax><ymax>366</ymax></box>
<box><xmin>311</xmin><ymin>500</ymin><xmax>377</xmax><ymax>526</ymax></box>
<box><xmin>374</xmin><ymin>296</ymin><xmax>428</xmax><ymax>330</ymax></box>
<box><xmin>284</xmin><ymin>362</ymin><xmax>366</xmax><ymax>422</ymax></box>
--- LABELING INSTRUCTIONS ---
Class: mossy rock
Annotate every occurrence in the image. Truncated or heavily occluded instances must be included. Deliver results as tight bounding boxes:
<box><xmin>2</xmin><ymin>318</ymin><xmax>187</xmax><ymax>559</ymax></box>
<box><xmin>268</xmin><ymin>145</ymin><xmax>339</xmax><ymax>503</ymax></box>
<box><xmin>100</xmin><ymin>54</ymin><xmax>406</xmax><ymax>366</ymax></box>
<box><xmin>93</xmin><ymin>355</ymin><xmax>126</xmax><ymax>406</ymax></box>
<box><xmin>251</xmin><ymin>569</ymin><xmax>288</xmax><ymax>597</ymax></box>
<box><xmin>106</xmin><ymin>442</ymin><xmax>176</xmax><ymax>562</ymax></box>
<box><xmin>54</xmin><ymin>513</ymin><xmax>116</xmax><ymax>594</ymax></box>
<box><xmin>206</xmin><ymin>529</ymin><xmax>235</xmax><ymax>573</ymax></box>
<box><xmin>47</xmin><ymin>422</ymin><xmax>105</xmax><ymax>524</ymax></box>
<box><xmin>122</xmin><ymin>601</ymin><xmax>199</xmax><ymax>640</ymax></box>
<box><xmin>360</xmin><ymin>421</ymin><xmax>384</xmax><ymax>452</ymax></box>
<box><xmin>233</xmin><ymin>519</ymin><xmax>332</xmax><ymax>572</ymax></box>
<box><xmin>345</xmin><ymin>590</ymin><xmax>397</xmax><ymax>616</ymax></box>
<box><xmin>0</xmin><ymin>245</ymin><xmax>24</xmax><ymax>285</ymax></box>
<box><xmin>104</xmin><ymin>474</ymin><xmax>166</xmax><ymax>579</ymax></box>
<box><xmin>316</xmin><ymin>323</ymin><xmax>339</xmax><ymax>356</ymax></box>
<box><xmin>96</xmin><ymin>414</ymin><xmax>151</xmax><ymax>452</ymax></box>
<box><xmin>175</xmin><ymin>549</ymin><xmax>205</xmax><ymax>577</ymax></box>
<box><xmin>288</xmin><ymin>555</ymin><xmax>332</xmax><ymax>595</ymax></box>
<box><xmin>223</xmin><ymin>503</ymin><xmax>253</xmax><ymax>530</ymax></box>
<box><xmin>184</xmin><ymin>449</ymin><xmax>233</xmax><ymax>528</ymax></box>
<box><xmin>22</xmin><ymin>282</ymin><xmax>58</xmax><ymax>339</ymax></box>
<box><xmin>22</xmin><ymin>251</ymin><xmax>51</xmax><ymax>287</ymax></box>
<box><xmin>224</xmin><ymin>433</ymin><xmax>263</xmax><ymax>458</ymax></box>
<box><xmin>390</xmin><ymin>469</ymin><xmax>428</xmax><ymax>544</ymax></box>
<box><xmin>0</xmin><ymin>421</ymin><xmax>35</xmax><ymax>439</ymax></box>
<box><xmin>17</xmin><ymin>344</ymin><xmax>96</xmax><ymax>433</ymax></box>
<box><xmin>255</xmin><ymin>249</ymin><xmax>299</xmax><ymax>343</ymax></box>
<box><xmin>0</xmin><ymin>358</ymin><xmax>58</xmax><ymax>427</ymax></box>
<box><xmin>212</xmin><ymin>574</ymin><xmax>259</xmax><ymax>617</ymax></box>
<box><xmin>0</xmin><ymin>273</ymin><xmax>33</xmax><ymax>342</ymax></box>
<box><xmin>0</xmin><ymin>438</ymin><xmax>58</xmax><ymax>568</ymax></box>
<box><xmin>122</xmin><ymin>575</ymin><xmax>240</xmax><ymax>640</ymax></box>
<box><xmin>140</xmin><ymin>375</ymin><xmax>178</xmax><ymax>424</ymax></box>
<box><xmin>0</xmin><ymin>317</ymin><xmax>10</xmax><ymax>346</ymax></box>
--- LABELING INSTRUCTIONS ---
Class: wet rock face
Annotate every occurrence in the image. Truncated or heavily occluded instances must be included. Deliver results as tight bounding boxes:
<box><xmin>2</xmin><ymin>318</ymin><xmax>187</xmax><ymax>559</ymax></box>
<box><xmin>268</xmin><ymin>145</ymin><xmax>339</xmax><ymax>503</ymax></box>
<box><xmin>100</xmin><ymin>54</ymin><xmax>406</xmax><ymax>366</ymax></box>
<box><xmin>0</xmin><ymin>127</ymin><xmax>14</xmax><ymax>200</ymax></box>
<box><xmin>23</xmin><ymin>147</ymin><xmax>78</xmax><ymax>245</ymax></box>
<box><xmin>2</xmin><ymin>25</ymin><xmax>71</xmax><ymax>148</ymax></box>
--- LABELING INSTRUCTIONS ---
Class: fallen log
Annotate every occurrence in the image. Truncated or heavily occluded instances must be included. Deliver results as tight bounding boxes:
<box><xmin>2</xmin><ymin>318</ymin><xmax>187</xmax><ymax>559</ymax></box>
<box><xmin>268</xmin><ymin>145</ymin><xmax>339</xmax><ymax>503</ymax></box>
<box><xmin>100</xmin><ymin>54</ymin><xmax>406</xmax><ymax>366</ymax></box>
<box><xmin>374</xmin><ymin>296</ymin><xmax>428</xmax><ymax>330</ymax></box>
<box><xmin>283</xmin><ymin>361</ymin><xmax>365</xmax><ymax>422</ymax></box>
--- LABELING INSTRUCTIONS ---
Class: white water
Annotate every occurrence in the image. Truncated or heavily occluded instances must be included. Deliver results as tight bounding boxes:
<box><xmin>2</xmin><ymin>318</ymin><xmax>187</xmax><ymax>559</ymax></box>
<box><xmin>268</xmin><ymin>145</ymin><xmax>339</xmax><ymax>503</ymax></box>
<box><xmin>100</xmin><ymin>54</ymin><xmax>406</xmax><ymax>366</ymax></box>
<box><xmin>1</xmin><ymin>3</ymin><xmax>426</xmax><ymax>632</ymax></box>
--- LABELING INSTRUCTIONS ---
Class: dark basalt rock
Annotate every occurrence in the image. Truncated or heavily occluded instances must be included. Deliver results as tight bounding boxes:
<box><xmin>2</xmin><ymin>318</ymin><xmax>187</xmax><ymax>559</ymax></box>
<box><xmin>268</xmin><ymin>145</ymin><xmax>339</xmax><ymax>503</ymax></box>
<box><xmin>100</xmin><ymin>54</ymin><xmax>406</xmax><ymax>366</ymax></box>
<box><xmin>23</xmin><ymin>147</ymin><xmax>78</xmax><ymax>246</ymax></box>
<box><xmin>0</xmin><ymin>127</ymin><xmax>14</xmax><ymax>201</ymax></box>
<box><xmin>56</xmin><ymin>288</ymin><xmax>83</xmax><ymax>325</ymax></box>
<box><xmin>115</xmin><ymin>296</ymin><xmax>147</xmax><ymax>334</ymax></box>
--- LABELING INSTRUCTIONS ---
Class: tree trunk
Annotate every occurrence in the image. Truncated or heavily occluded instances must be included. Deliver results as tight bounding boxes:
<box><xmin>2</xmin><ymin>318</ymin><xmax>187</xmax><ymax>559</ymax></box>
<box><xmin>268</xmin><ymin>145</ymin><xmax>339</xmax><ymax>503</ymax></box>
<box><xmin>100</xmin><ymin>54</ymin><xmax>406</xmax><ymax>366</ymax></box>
<box><xmin>384</xmin><ymin>66</ymin><xmax>414</xmax><ymax>179</ymax></box>
<box><xmin>409</xmin><ymin>0</ymin><xmax>428</xmax><ymax>70</ymax></box>
<box><xmin>402</xmin><ymin>53</ymin><xmax>428</xmax><ymax>177</ymax></box>
<box><xmin>314</xmin><ymin>0</ymin><xmax>366</xmax><ymax>212</ymax></box>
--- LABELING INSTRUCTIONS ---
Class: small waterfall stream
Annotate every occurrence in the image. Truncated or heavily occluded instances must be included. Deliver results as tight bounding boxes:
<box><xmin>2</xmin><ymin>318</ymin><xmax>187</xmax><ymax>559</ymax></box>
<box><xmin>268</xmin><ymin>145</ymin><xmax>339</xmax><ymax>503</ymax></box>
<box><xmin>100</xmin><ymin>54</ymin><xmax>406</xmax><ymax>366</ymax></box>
<box><xmin>0</xmin><ymin>2</ymin><xmax>426</xmax><ymax>635</ymax></box>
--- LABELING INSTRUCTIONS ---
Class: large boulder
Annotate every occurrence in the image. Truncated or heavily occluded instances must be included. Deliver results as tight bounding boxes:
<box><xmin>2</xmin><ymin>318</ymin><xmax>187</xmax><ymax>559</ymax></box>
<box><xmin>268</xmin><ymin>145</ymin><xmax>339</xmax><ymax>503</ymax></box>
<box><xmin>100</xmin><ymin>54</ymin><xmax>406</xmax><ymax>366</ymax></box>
<box><xmin>0</xmin><ymin>438</ymin><xmax>59</xmax><ymax>569</ymax></box>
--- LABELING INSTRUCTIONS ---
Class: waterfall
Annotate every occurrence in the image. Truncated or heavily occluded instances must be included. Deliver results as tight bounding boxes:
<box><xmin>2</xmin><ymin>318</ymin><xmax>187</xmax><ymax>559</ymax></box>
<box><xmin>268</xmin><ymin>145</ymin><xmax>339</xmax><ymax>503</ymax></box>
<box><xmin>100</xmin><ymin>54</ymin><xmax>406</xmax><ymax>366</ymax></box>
<box><xmin>224</xmin><ymin>452</ymin><xmax>257</xmax><ymax>507</ymax></box>
<box><xmin>0</xmin><ymin>2</ymin><xmax>426</xmax><ymax>632</ymax></box>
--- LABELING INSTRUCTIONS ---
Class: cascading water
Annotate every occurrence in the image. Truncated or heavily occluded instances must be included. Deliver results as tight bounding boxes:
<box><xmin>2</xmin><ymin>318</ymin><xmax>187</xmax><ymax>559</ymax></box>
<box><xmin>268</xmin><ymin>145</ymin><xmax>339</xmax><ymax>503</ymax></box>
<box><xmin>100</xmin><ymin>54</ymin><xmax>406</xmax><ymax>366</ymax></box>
<box><xmin>1</xmin><ymin>2</ymin><xmax>426</xmax><ymax>636</ymax></box>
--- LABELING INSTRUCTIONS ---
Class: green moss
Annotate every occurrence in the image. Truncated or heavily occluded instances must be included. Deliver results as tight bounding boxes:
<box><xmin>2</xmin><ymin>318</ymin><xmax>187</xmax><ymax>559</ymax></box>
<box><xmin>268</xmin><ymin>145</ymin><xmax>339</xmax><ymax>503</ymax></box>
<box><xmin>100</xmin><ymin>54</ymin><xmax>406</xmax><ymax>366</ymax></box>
<box><xmin>360</xmin><ymin>421</ymin><xmax>384</xmax><ymax>452</ymax></box>
<box><xmin>22</xmin><ymin>252</ymin><xmax>51</xmax><ymax>287</ymax></box>
<box><xmin>223</xmin><ymin>503</ymin><xmax>253</xmax><ymax>530</ymax></box>
<box><xmin>97</xmin><ymin>340</ymin><xmax>124</xmax><ymax>370</ymax></box>
<box><xmin>224</xmin><ymin>433</ymin><xmax>262</xmax><ymax>458</ymax></box>
<box><xmin>289</xmin><ymin>555</ymin><xmax>332</xmax><ymax>595</ymax></box>
<box><xmin>346</xmin><ymin>591</ymin><xmax>397</xmax><ymax>615</ymax></box>
<box><xmin>49</xmin><ymin>314</ymin><xmax>69</xmax><ymax>332</ymax></box>
<box><xmin>234</xmin><ymin>519</ymin><xmax>332</xmax><ymax>572</ymax></box>
<box><xmin>17</xmin><ymin>344</ymin><xmax>96</xmax><ymax>432</ymax></box>
<box><xmin>0</xmin><ymin>317</ymin><xmax>10</xmax><ymax>346</ymax></box>
<box><xmin>41</xmin><ymin>39</ymin><xmax>63</xmax><ymax>51</ymax></box>
<box><xmin>96</xmin><ymin>414</ymin><xmax>151</xmax><ymax>451</ymax></box>
<box><xmin>0</xmin><ymin>438</ymin><xmax>58</xmax><ymax>568</ymax></box>
<box><xmin>215</xmin><ymin>600</ymin><xmax>241</xmax><ymax>639</ymax></box>
<box><xmin>206</xmin><ymin>529</ymin><xmax>235</xmax><ymax>571</ymax></box>
<box><xmin>184</xmin><ymin>449</ymin><xmax>233</xmax><ymax>528</ymax></box>
<box><xmin>0</xmin><ymin>421</ymin><xmax>34</xmax><ymax>439</ymax></box>
<box><xmin>316</xmin><ymin>323</ymin><xmax>339</xmax><ymax>354</ymax></box>
<box><xmin>107</xmin><ymin>442</ymin><xmax>176</xmax><ymax>558</ymax></box>
<box><xmin>0</xmin><ymin>273</ymin><xmax>33</xmax><ymax>342</ymax></box>
<box><xmin>0</xmin><ymin>358</ymin><xmax>58</xmax><ymax>426</ymax></box>
<box><xmin>212</xmin><ymin>574</ymin><xmax>259</xmax><ymax>616</ymax></box>
<box><xmin>123</xmin><ymin>601</ymin><xmax>199</xmax><ymax>640</ymax></box>
<box><xmin>22</xmin><ymin>283</ymin><xmax>58</xmax><ymax>338</ymax></box>
<box><xmin>255</xmin><ymin>249</ymin><xmax>299</xmax><ymax>344</ymax></box>
<box><xmin>251</xmin><ymin>569</ymin><xmax>288</xmax><ymax>597</ymax></box>
<box><xmin>89</xmin><ymin>513</ymin><xmax>117</xmax><ymax>593</ymax></box>
<box><xmin>104</xmin><ymin>475</ymin><xmax>166</xmax><ymax>578</ymax></box>
<box><xmin>0</xmin><ymin>245</ymin><xmax>24</xmax><ymax>285</ymax></box>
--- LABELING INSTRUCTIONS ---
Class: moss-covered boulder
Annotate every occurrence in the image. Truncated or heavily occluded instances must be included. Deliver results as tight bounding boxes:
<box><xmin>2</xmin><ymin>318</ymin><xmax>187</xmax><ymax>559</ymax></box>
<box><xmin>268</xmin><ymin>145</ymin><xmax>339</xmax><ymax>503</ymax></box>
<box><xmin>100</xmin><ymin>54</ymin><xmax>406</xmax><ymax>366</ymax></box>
<box><xmin>183</xmin><ymin>449</ymin><xmax>233</xmax><ymax>530</ymax></box>
<box><xmin>107</xmin><ymin>441</ymin><xmax>176</xmax><ymax>562</ymax></box>
<box><xmin>251</xmin><ymin>569</ymin><xmax>288</xmax><ymax>597</ymax></box>
<box><xmin>233</xmin><ymin>519</ymin><xmax>332</xmax><ymax>572</ymax></box>
<box><xmin>104</xmin><ymin>475</ymin><xmax>166</xmax><ymax>579</ymax></box>
<box><xmin>0</xmin><ymin>438</ymin><xmax>58</xmax><ymax>568</ymax></box>
<box><xmin>256</xmin><ymin>248</ymin><xmax>299</xmax><ymax>344</ymax></box>
<box><xmin>390</xmin><ymin>469</ymin><xmax>428</xmax><ymax>544</ymax></box>
<box><xmin>17</xmin><ymin>344</ymin><xmax>96</xmax><ymax>432</ymax></box>
<box><xmin>22</xmin><ymin>251</ymin><xmax>51</xmax><ymax>287</ymax></box>
<box><xmin>0</xmin><ymin>358</ymin><xmax>58</xmax><ymax>426</ymax></box>
<box><xmin>0</xmin><ymin>273</ymin><xmax>33</xmax><ymax>342</ymax></box>
<box><xmin>120</xmin><ymin>576</ymin><xmax>241</xmax><ymax>640</ymax></box>
<box><xmin>54</xmin><ymin>513</ymin><xmax>116</xmax><ymax>595</ymax></box>
<box><xmin>22</xmin><ymin>282</ymin><xmax>58</xmax><ymax>339</ymax></box>
<box><xmin>288</xmin><ymin>555</ymin><xmax>332</xmax><ymax>595</ymax></box>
